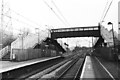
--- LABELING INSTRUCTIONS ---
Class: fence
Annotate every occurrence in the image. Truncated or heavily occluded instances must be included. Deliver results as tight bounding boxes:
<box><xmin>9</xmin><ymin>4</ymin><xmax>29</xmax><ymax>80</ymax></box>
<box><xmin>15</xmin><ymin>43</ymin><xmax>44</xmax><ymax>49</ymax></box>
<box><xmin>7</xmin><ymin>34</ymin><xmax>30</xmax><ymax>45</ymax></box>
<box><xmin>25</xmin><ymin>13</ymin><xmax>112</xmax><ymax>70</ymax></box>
<box><xmin>11</xmin><ymin>49</ymin><xmax>57</xmax><ymax>61</ymax></box>
<box><xmin>93</xmin><ymin>47</ymin><xmax>114</xmax><ymax>60</ymax></box>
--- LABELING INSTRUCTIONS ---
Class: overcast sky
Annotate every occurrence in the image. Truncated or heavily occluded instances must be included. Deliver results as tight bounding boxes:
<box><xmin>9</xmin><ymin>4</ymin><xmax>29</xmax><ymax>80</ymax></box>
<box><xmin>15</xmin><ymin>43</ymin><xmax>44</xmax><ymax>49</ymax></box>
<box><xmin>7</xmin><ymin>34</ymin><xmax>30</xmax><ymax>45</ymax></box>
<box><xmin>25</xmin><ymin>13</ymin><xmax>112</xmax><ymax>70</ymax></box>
<box><xmin>8</xmin><ymin>0</ymin><xmax>118</xmax><ymax>32</ymax></box>
<box><xmin>0</xmin><ymin>0</ymin><xmax>119</xmax><ymax>47</ymax></box>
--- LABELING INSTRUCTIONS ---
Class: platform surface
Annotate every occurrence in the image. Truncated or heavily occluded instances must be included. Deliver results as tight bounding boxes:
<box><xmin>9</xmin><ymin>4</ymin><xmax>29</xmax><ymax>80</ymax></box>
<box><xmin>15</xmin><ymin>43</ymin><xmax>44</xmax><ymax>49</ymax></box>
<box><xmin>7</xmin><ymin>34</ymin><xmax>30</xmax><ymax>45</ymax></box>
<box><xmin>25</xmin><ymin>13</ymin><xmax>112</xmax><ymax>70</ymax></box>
<box><xmin>0</xmin><ymin>56</ymin><xmax>60</xmax><ymax>73</ymax></box>
<box><xmin>80</xmin><ymin>56</ymin><xmax>95</xmax><ymax>79</ymax></box>
<box><xmin>80</xmin><ymin>56</ymin><xmax>117</xmax><ymax>79</ymax></box>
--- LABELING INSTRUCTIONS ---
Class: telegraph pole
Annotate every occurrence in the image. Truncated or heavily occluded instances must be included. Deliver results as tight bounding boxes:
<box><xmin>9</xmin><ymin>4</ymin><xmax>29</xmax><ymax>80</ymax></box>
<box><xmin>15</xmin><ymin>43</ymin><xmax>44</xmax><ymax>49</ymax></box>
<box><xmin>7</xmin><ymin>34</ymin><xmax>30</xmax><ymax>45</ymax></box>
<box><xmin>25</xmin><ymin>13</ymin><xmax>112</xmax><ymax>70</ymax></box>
<box><xmin>0</xmin><ymin>0</ymin><xmax>12</xmax><ymax>49</ymax></box>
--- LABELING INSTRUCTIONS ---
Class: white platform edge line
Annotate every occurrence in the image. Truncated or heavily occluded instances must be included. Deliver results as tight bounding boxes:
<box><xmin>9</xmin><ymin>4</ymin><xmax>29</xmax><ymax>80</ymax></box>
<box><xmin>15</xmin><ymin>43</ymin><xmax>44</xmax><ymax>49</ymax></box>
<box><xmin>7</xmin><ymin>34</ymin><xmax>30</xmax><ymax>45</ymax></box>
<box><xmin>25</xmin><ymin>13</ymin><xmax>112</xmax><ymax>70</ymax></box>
<box><xmin>0</xmin><ymin>56</ymin><xmax>60</xmax><ymax>73</ymax></box>
<box><xmin>95</xmin><ymin>57</ymin><xmax>115</xmax><ymax>80</ymax></box>
<box><xmin>80</xmin><ymin>56</ymin><xmax>88</xmax><ymax>79</ymax></box>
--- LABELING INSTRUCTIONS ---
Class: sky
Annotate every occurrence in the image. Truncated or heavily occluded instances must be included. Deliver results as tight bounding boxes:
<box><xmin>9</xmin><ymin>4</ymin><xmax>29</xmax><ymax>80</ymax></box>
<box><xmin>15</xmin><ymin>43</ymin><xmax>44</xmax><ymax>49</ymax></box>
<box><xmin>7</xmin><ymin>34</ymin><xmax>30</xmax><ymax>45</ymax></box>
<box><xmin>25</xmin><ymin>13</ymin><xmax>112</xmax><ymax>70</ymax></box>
<box><xmin>0</xmin><ymin>0</ymin><xmax>119</xmax><ymax>47</ymax></box>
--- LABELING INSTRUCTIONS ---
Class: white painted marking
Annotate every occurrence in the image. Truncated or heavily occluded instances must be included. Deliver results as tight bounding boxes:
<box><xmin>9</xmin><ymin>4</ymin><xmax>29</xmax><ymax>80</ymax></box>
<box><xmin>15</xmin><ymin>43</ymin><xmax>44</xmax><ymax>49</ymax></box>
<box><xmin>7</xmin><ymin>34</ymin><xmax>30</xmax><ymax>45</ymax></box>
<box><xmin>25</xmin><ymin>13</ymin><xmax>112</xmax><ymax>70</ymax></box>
<box><xmin>80</xmin><ymin>56</ymin><xmax>88</xmax><ymax>79</ymax></box>
<box><xmin>80</xmin><ymin>56</ymin><xmax>95</xmax><ymax>79</ymax></box>
<box><xmin>95</xmin><ymin>57</ymin><xmax>115</xmax><ymax>80</ymax></box>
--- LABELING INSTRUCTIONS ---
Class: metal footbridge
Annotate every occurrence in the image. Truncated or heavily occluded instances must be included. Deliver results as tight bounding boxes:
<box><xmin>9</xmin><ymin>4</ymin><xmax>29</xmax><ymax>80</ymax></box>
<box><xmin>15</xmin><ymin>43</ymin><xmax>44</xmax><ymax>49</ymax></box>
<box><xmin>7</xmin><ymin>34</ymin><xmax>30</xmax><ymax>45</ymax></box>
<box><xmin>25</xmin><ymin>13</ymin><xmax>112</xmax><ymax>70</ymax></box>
<box><xmin>51</xmin><ymin>26</ymin><xmax>101</xmax><ymax>39</ymax></box>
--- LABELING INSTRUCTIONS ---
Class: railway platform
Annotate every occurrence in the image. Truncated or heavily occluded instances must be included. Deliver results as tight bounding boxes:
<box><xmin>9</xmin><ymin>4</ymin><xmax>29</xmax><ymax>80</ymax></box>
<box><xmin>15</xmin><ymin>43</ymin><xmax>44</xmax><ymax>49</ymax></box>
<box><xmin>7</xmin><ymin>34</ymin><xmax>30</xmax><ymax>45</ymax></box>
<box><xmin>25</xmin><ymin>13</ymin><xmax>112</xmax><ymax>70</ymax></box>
<box><xmin>80</xmin><ymin>55</ymin><xmax>119</xmax><ymax>80</ymax></box>
<box><xmin>0</xmin><ymin>56</ymin><xmax>60</xmax><ymax>73</ymax></box>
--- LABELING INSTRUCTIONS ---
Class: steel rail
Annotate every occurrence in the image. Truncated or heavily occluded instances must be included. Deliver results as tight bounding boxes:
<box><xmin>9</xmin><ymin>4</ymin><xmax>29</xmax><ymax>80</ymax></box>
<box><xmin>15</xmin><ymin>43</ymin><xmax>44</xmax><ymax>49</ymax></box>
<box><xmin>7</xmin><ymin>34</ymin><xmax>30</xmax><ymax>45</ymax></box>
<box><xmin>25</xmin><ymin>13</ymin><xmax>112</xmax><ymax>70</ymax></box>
<box><xmin>56</xmin><ymin>56</ymin><xmax>85</xmax><ymax>80</ymax></box>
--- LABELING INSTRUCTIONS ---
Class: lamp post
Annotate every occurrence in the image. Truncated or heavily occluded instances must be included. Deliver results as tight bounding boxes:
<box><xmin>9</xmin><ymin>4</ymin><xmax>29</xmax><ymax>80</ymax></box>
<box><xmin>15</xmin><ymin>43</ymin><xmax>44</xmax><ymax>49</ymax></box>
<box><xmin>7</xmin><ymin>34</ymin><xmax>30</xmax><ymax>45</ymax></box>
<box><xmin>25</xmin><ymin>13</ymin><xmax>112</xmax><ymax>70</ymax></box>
<box><xmin>108</xmin><ymin>22</ymin><xmax>119</xmax><ymax>78</ymax></box>
<box><xmin>108</xmin><ymin>22</ymin><xmax>115</xmax><ymax>49</ymax></box>
<box><xmin>35</xmin><ymin>28</ymin><xmax>39</xmax><ymax>44</ymax></box>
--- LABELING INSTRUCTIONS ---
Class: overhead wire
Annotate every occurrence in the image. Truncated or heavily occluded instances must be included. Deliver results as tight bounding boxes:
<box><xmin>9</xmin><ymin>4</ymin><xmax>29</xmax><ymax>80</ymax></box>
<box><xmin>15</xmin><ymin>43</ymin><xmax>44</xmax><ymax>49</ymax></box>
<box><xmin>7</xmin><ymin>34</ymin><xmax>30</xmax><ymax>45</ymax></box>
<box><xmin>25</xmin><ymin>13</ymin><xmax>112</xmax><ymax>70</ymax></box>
<box><xmin>51</xmin><ymin>0</ymin><xmax>70</xmax><ymax>26</ymax></box>
<box><xmin>0</xmin><ymin>8</ymin><xmax>34</xmax><ymax>33</ymax></box>
<box><xmin>43</xmin><ymin>0</ymin><xmax>68</xmax><ymax>26</ymax></box>
<box><xmin>4</xmin><ymin>14</ymin><xmax>36</xmax><ymax>29</ymax></box>
<box><xmin>10</xmin><ymin>9</ymin><xmax>42</xmax><ymax>27</ymax></box>
<box><xmin>100</xmin><ymin>0</ymin><xmax>113</xmax><ymax>23</ymax></box>
<box><xmin>0</xmin><ymin>22</ymin><xmax>21</xmax><ymax>34</ymax></box>
<box><xmin>1</xmin><ymin>2</ymin><xmax>42</xmax><ymax>31</ymax></box>
<box><xmin>1</xmin><ymin>0</ymin><xmax>56</xmax><ymax>35</ymax></box>
<box><xmin>100</xmin><ymin>0</ymin><xmax>109</xmax><ymax>22</ymax></box>
<box><xmin>0</xmin><ymin>23</ymin><xmax>32</xmax><ymax>35</ymax></box>
<box><xmin>2</xmin><ymin>13</ymin><xmax>48</xmax><ymax>34</ymax></box>
<box><xmin>0</xmin><ymin>14</ymin><xmax>33</xmax><ymax>34</ymax></box>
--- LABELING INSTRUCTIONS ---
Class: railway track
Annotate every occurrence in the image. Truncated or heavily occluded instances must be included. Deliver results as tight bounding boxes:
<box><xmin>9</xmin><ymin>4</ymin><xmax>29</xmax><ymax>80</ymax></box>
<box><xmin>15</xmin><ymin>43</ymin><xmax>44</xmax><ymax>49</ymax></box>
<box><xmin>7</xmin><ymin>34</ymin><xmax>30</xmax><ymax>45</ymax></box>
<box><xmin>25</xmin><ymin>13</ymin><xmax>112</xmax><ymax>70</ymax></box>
<box><xmin>2</xmin><ymin>57</ymin><xmax>64</xmax><ymax>80</ymax></box>
<box><xmin>1</xmin><ymin>50</ymin><xmax>87</xmax><ymax>80</ymax></box>
<box><xmin>38</xmin><ymin>54</ymin><xmax>85</xmax><ymax>80</ymax></box>
<box><xmin>38</xmin><ymin>54</ymin><xmax>119</xmax><ymax>80</ymax></box>
<box><xmin>22</xmin><ymin>53</ymin><xmax>119</xmax><ymax>80</ymax></box>
<box><xmin>56</xmin><ymin>56</ymin><xmax>85</xmax><ymax>80</ymax></box>
<box><xmin>1</xmin><ymin>52</ymin><xmax>80</xmax><ymax>80</ymax></box>
<box><xmin>25</xmin><ymin>55</ymin><xmax>79</xmax><ymax>80</ymax></box>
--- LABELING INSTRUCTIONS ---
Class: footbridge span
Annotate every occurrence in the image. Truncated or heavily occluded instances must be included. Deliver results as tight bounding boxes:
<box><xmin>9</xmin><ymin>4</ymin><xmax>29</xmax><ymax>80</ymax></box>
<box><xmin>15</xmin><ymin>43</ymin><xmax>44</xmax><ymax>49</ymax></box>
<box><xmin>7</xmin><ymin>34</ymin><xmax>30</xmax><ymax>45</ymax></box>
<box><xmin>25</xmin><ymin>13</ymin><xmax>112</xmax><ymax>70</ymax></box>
<box><xmin>51</xmin><ymin>26</ymin><xmax>101</xmax><ymax>39</ymax></box>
